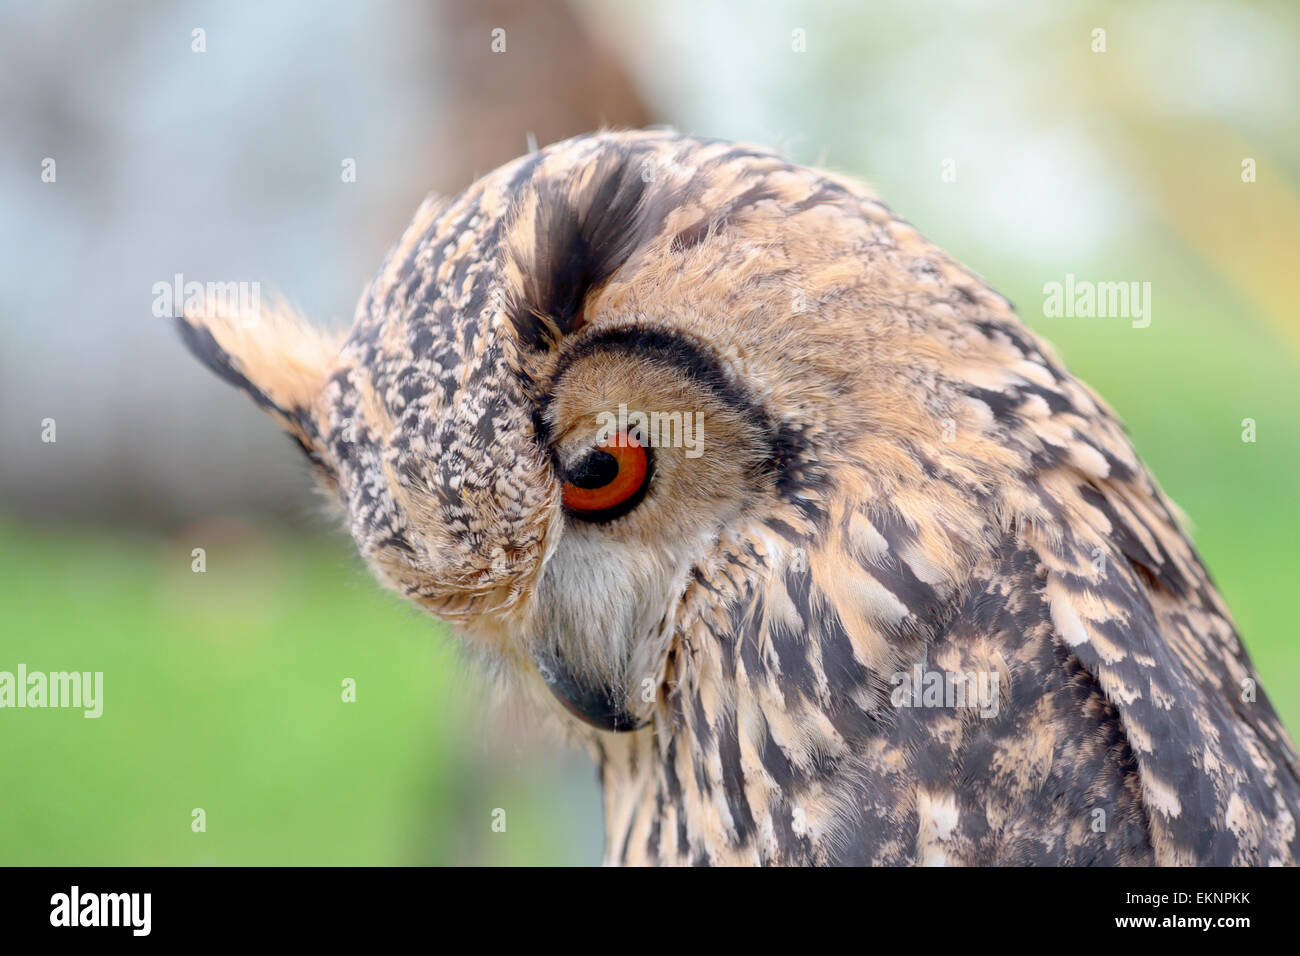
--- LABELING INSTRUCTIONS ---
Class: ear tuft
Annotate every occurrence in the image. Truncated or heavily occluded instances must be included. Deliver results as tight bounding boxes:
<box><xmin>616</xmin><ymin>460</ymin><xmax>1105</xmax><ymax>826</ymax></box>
<box><xmin>177</xmin><ymin>294</ymin><xmax>345</xmax><ymax>463</ymax></box>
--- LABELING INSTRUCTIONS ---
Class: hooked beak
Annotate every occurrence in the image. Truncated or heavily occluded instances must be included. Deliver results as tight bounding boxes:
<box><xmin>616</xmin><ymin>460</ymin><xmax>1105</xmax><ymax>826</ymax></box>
<box><xmin>533</xmin><ymin>646</ymin><xmax>647</xmax><ymax>733</ymax></box>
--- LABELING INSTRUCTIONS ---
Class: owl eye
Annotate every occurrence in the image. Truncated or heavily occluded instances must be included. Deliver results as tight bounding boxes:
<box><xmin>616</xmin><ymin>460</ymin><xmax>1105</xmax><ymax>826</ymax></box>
<box><xmin>562</xmin><ymin>431</ymin><xmax>651</xmax><ymax>522</ymax></box>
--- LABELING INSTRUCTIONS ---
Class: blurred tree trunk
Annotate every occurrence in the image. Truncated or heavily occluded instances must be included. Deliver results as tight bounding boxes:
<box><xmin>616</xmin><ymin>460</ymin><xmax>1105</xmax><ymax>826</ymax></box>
<box><xmin>430</xmin><ymin>0</ymin><xmax>654</xmax><ymax>193</ymax></box>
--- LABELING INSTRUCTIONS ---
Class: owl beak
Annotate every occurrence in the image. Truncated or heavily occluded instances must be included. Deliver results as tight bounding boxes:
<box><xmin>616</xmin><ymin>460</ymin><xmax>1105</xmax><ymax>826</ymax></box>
<box><xmin>532</xmin><ymin>647</ymin><xmax>647</xmax><ymax>733</ymax></box>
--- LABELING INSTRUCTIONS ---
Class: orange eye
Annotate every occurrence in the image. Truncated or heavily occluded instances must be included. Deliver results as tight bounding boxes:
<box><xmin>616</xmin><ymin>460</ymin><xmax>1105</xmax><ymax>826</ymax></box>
<box><xmin>561</xmin><ymin>431</ymin><xmax>651</xmax><ymax>522</ymax></box>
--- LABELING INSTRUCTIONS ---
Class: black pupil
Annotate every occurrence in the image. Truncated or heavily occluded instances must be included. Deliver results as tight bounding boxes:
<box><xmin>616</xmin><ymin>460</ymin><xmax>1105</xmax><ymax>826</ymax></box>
<box><xmin>568</xmin><ymin>449</ymin><xmax>620</xmax><ymax>489</ymax></box>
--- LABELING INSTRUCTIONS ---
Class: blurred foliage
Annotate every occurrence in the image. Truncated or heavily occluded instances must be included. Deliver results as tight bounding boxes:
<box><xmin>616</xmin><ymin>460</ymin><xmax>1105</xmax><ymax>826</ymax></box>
<box><xmin>0</xmin><ymin>524</ymin><xmax>601</xmax><ymax>865</ymax></box>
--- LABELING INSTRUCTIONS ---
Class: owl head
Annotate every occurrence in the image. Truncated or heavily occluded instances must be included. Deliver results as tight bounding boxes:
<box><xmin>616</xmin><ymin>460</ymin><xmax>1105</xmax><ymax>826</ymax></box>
<box><xmin>178</xmin><ymin>129</ymin><xmax>1026</xmax><ymax>737</ymax></box>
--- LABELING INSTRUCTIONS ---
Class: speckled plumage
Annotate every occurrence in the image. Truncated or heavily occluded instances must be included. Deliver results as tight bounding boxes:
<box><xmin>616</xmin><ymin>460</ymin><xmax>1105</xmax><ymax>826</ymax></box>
<box><xmin>180</xmin><ymin>129</ymin><xmax>1300</xmax><ymax>865</ymax></box>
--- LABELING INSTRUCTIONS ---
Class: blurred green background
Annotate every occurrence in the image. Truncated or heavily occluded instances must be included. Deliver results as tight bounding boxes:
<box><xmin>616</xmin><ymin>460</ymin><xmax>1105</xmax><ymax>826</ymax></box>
<box><xmin>0</xmin><ymin>523</ymin><xmax>600</xmax><ymax>864</ymax></box>
<box><xmin>2</xmin><ymin>0</ymin><xmax>1297</xmax><ymax>864</ymax></box>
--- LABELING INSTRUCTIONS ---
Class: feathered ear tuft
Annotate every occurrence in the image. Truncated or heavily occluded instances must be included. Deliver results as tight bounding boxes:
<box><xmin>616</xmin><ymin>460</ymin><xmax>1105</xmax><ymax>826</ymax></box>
<box><xmin>176</xmin><ymin>294</ymin><xmax>345</xmax><ymax>474</ymax></box>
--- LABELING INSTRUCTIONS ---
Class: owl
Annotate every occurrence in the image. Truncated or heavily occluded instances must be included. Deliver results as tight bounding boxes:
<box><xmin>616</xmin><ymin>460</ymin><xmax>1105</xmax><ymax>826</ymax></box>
<box><xmin>179</xmin><ymin>129</ymin><xmax>1300</xmax><ymax>865</ymax></box>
